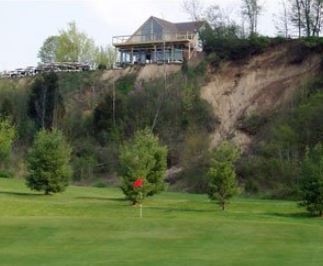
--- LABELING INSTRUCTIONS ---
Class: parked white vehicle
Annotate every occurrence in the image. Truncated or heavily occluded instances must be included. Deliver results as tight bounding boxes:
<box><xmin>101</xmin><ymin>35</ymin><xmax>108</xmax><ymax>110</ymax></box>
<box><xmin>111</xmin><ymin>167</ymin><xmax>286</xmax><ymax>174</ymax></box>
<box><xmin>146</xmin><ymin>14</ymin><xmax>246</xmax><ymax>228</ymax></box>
<box><xmin>0</xmin><ymin>62</ymin><xmax>91</xmax><ymax>79</ymax></box>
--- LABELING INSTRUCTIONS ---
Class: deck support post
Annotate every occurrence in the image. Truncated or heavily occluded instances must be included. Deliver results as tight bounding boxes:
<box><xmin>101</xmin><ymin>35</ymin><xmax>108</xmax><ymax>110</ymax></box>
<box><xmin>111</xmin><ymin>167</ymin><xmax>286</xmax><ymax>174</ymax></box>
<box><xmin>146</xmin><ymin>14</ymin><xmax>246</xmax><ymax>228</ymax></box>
<box><xmin>171</xmin><ymin>45</ymin><xmax>174</xmax><ymax>62</ymax></box>
<box><xmin>120</xmin><ymin>51</ymin><xmax>123</xmax><ymax>65</ymax></box>
<box><xmin>130</xmin><ymin>48</ymin><xmax>134</xmax><ymax>64</ymax></box>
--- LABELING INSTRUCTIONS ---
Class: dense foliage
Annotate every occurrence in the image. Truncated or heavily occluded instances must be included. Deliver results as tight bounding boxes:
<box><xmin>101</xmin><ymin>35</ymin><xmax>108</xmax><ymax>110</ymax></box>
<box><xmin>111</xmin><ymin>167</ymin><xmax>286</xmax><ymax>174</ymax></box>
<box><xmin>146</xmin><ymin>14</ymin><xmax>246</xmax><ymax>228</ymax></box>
<box><xmin>239</xmin><ymin>78</ymin><xmax>323</xmax><ymax>198</ymax></box>
<box><xmin>199</xmin><ymin>24</ymin><xmax>283</xmax><ymax>62</ymax></box>
<box><xmin>299</xmin><ymin>143</ymin><xmax>323</xmax><ymax>216</ymax></box>
<box><xmin>118</xmin><ymin>129</ymin><xmax>167</xmax><ymax>204</ymax></box>
<box><xmin>26</xmin><ymin>129</ymin><xmax>72</xmax><ymax>194</ymax></box>
<box><xmin>0</xmin><ymin>118</ymin><xmax>15</xmax><ymax>172</ymax></box>
<box><xmin>28</xmin><ymin>73</ymin><xmax>65</xmax><ymax>130</ymax></box>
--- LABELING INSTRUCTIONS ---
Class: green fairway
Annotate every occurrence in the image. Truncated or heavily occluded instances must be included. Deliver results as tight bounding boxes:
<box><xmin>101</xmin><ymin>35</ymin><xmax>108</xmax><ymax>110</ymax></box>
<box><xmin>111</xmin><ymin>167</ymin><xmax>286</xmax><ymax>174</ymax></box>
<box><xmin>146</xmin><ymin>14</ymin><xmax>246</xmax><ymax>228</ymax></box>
<box><xmin>0</xmin><ymin>179</ymin><xmax>322</xmax><ymax>266</ymax></box>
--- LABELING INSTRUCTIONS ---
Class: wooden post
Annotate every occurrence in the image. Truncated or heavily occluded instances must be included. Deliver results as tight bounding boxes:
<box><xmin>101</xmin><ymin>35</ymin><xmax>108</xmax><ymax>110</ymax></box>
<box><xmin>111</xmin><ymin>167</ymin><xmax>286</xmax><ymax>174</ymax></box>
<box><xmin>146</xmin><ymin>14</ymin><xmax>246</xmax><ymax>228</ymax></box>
<box><xmin>188</xmin><ymin>42</ymin><xmax>191</xmax><ymax>60</ymax></box>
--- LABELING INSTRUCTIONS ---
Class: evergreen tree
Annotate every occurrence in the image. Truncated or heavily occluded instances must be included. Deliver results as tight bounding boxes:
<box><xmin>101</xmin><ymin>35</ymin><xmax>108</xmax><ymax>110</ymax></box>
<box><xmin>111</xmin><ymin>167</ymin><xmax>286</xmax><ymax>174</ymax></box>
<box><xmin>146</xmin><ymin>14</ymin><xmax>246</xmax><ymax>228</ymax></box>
<box><xmin>118</xmin><ymin>128</ymin><xmax>167</xmax><ymax>204</ymax></box>
<box><xmin>26</xmin><ymin>129</ymin><xmax>72</xmax><ymax>195</ymax></box>
<box><xmin>299</xmin><ymin>143</ymin><xmax>323</xmax><ymax>216</ymax></box>
<box><xmin>208</xmin><ymin>141</ymin><xmax>240</xmax><ymax>210</ymax></box>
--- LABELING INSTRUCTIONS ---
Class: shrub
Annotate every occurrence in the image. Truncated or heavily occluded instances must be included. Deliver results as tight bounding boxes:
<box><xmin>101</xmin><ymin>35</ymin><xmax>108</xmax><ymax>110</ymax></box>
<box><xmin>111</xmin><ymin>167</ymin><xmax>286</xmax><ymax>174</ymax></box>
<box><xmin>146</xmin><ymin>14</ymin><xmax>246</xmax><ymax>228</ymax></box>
<box><xmin>115</xmin><ymin>74</ymin><xmax>137</xmax><ymax>94</ymax></box>
<box><xmin>299</xmin><ymin>144</ymin><xmax>323</xmax><ymax>216</ymax></box>
<box><xmin>0</xmin><ymin>118</ymin><xmax>15</xmax><ymax>168</ymax></box>
<box><xmin>0</xmin><ymin>170</ymin><xmax>13</xmax><ymax>179</ymax></box>
<box><xmin>238</xmin><ymin>113</ymin><xmax>269</xmax><ymax>135</ymax></box>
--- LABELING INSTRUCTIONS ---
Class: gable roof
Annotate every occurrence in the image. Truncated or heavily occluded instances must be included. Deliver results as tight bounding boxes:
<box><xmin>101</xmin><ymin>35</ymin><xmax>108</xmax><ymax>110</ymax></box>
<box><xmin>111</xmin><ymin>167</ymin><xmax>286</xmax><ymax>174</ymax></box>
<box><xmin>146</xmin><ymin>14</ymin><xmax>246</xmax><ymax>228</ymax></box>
<box><xmin>152</xmin><ymin>17</ymin><xmax>177</xmax><ymax>32</ymax></box>
<box><xmin>136</xmin><ymin>16</ymin><xmax>204</xmax><ymax>35</ymax></box>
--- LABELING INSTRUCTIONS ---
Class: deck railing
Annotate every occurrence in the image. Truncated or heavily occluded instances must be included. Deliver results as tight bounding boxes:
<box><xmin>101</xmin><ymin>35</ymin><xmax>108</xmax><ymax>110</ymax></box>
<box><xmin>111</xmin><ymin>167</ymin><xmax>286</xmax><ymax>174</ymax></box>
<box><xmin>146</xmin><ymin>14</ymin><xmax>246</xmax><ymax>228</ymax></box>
<box><xmin>112</xmin><ymin>32</ymin><xmax>195</xmax><ymax>45</ymax></box>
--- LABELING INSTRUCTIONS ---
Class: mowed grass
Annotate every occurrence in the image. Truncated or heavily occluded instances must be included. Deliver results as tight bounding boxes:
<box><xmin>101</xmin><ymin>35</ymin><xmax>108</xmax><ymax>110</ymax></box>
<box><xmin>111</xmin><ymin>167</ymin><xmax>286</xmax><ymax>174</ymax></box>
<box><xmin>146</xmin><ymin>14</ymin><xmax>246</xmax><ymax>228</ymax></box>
<box><xmin>0</xmin><ymin>179</ymin><xmax>323</xmax><ymax>266</ymax></box>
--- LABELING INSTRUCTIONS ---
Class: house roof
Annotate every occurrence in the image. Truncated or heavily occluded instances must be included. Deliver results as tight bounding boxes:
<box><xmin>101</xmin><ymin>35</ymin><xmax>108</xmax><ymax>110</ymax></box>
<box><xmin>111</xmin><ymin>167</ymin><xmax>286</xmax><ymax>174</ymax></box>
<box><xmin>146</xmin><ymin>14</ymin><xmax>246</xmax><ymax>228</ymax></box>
<box><xmin>151</xmin><ymin>16</ymin><xmax>204</xmax><ymax>33</ymax></box>
<box><xmin>174</xmin><ymin>21</ymin><xmax>205</xmax><ymax>33</ymax></box>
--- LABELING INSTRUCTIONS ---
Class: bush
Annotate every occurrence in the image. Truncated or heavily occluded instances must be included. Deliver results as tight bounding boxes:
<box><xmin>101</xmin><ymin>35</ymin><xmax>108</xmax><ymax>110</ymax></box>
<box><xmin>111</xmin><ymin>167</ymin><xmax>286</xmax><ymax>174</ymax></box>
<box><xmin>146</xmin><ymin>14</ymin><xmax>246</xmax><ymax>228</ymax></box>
<box><xmin>115</xmin><ymin>73</ymin><xmax>137</xmax><ymax>94</ymax></box>
<box><xmin>0</xmin><ymin>170</ymin><xmax>13</xmax><ymax>179</ymax></box>
<box><xmin>238</xmin><ymin>113</ymin><xmax>269</xmax><ymax>135</ymax></box>
<box><xmin>93</xmin><ymin>180</ymin><xmax>108</xmax><ymax>188</ymax></box>
<box><xmin>299</xmin><ymin>144</ymin><xmax>323</xmax><ymax>216</ymax></box>
<box><xmin>0</xmin><ymin>118</ymin><xmax>15</xmax><ymax>168</ymax></box>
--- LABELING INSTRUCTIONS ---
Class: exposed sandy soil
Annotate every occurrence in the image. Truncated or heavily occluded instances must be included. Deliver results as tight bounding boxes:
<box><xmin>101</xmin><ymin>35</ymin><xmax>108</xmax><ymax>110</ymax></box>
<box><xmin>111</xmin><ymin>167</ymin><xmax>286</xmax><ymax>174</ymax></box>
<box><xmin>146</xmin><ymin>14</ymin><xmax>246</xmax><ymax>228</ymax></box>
<box><xmin>201</xmin><ymin>46</ymin><xmax>321</xmax><ymax>150</ymax></box>
<box><xmin>101</xmin><ymin>64</ymin><xmax>181</xmax><ymax>83</ymax></box>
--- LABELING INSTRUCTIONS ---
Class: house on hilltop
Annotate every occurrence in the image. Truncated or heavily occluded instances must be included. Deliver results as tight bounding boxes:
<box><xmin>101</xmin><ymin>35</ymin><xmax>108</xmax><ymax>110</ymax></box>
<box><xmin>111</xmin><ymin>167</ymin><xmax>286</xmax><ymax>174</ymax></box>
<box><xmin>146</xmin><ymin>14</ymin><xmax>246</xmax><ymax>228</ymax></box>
<box><xmin>112</xmin><ymin>16</ymin><xmax>205</xmax><ymax>66</ymax></box>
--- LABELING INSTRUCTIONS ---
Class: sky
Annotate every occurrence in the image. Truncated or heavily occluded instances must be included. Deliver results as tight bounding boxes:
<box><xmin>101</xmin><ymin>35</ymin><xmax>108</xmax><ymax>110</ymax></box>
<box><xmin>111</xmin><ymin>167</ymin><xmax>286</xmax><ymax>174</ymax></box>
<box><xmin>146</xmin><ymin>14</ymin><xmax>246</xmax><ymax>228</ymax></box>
<box><xmin>0</xmin><ymin>0</ymin><xmax>281</xmax><ymax>71</ymax></box>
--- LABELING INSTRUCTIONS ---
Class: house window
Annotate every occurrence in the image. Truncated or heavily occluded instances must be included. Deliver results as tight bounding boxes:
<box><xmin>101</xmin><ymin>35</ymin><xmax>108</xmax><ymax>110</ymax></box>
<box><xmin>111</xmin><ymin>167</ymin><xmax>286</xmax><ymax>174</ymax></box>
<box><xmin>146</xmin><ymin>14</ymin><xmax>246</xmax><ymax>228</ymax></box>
<box><xmin>141</xmin><ymin>19</ymin><xmax>163</xmax><ymax>42</ymax></box>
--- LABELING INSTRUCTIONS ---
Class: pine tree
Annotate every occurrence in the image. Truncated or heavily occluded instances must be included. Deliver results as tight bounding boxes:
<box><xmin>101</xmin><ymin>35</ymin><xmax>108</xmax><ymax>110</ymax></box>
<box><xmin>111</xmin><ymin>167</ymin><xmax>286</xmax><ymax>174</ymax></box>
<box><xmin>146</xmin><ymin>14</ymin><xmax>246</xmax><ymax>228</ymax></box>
<box><xmin>26</xmin><ymin>129</ymin><xmax>72</xmax><ymax>195</ymax></box>
<box><xmin>118</xmin><ymin>128</ymin><xmax>167</xmax><ymax>204</ymax></box>
<box><xmin>208</xmin><ymin>141</ymin><xmax>240</xmax><ymax>210</ymax></box>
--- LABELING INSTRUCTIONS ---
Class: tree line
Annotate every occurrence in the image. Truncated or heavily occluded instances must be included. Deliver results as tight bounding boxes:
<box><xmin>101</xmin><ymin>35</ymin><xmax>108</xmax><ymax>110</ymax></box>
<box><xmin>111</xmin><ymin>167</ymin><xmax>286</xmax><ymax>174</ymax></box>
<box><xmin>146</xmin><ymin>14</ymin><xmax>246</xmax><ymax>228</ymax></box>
<box><xmin>183</xmin><ymin>0</ymin><xmax>323</xmax><ymax>38</ymax></box>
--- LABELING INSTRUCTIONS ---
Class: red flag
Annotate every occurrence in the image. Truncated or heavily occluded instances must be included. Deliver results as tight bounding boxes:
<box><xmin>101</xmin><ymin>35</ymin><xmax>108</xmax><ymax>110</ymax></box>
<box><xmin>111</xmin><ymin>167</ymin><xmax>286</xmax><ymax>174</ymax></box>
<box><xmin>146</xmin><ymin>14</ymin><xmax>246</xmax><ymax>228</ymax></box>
<box><xmin>133</xmin><ymin>178</ymin><xmax>144</xmax><ymax>188</ymax></box>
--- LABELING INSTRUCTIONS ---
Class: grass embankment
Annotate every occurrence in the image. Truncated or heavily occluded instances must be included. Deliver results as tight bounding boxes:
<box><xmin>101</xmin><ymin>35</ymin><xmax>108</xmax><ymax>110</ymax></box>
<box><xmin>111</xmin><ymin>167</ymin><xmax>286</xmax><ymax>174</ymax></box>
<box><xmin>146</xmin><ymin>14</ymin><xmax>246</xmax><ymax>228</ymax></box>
<box><xmin>0</xmin><ymin>178</ymin><xmax>322</xmax><ymax>266</ymax></box>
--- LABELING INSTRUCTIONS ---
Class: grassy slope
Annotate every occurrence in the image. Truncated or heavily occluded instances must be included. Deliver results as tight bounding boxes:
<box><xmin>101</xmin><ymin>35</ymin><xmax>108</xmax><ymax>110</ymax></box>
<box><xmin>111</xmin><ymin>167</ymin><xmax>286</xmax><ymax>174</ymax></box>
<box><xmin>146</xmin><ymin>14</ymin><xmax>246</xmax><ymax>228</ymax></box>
<box><xmin>0</xmin><ymin>179</ymin><xmax>322</xmax><ymax>266</ymax></box>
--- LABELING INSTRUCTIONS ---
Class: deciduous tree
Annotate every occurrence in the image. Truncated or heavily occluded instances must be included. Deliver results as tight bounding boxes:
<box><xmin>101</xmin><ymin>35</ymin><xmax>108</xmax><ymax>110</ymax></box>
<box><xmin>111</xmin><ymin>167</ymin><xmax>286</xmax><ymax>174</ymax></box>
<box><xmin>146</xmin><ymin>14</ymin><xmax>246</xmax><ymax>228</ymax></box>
<box><xmin>38</xmin><ymin>36</ymin><xmax>59</xmax><ymax>63</ymax></box>
<box><xmin>241</xmin><ymin>0</ymin><xmax>262</xmax><ymax>36</ymax></box>
<box><xmin>28</xmin><ymin>72</ymin><xmax>65</xmax><ymax>129</ymax></box>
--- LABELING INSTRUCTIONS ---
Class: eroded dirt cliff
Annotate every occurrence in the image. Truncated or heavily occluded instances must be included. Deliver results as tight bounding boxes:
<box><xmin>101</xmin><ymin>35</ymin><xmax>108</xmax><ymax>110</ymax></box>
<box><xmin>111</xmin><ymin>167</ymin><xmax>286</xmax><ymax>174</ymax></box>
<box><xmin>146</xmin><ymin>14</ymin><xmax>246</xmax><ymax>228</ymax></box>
<box><xmin>201</xmin><ymin>45</ymin><xmax>321</xmax><ymax>149</ymax></box>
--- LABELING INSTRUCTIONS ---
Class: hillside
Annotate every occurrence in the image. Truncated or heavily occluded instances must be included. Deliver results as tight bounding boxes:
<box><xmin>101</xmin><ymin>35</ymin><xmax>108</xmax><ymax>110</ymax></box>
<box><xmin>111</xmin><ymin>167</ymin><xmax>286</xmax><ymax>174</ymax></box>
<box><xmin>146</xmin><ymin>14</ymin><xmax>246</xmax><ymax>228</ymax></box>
<box><xmin>0</xmin><ymin>39</ymin><xmax>323</xmax><ymax>196</ymax></box>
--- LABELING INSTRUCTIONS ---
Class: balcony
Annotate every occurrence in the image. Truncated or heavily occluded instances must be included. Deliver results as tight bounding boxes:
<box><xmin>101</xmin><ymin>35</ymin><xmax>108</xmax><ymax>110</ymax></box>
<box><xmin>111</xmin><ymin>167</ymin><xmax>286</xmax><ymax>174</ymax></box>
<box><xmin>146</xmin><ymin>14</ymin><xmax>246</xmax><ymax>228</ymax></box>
<box><xmin>112</xmin><ymin>32</ymin><xmax>195</xmax><ymax>46</ymax></box>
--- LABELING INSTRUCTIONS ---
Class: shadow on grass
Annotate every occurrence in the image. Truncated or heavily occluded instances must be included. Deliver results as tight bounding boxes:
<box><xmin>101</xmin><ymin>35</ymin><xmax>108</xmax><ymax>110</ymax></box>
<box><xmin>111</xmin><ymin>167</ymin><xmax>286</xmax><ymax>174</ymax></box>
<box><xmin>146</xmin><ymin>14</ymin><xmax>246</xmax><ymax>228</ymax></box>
<box><xmin>0</xmin><ymin>191</ymin><xmax>44</xmax><ymax>197</ymax></box>
<box><xmin>76</xmin><ymin>196</ymin><xmax>126</xmax><ymax>202</ymax></box>
<box><xmin>149</xmin><ymin>206</ymin><xmax>211</xmax><ymax>213</ymax></box>
<box><xmin>265</xmin><ymin>212</ymin><xmax>314</xmax><ymax>219</ymax></box>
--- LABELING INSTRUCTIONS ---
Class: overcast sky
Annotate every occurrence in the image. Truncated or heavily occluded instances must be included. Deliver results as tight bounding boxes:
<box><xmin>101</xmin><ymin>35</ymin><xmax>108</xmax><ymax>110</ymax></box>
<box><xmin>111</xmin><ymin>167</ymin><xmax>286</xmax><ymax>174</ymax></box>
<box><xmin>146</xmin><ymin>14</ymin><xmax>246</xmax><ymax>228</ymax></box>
<box><xmin>0</xmin><ymin>0</ymin><xmax>281</xmax><ymax>71</ymax></box>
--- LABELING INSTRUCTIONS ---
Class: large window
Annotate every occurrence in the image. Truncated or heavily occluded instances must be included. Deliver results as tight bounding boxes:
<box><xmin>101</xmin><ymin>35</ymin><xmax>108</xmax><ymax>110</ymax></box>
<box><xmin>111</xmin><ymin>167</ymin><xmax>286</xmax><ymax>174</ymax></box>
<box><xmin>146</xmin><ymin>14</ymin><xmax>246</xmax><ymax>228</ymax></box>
<box><xmin>140</xmin><ymin>19</ymin><xmax>163</xmax><ymax>42</ymax></box>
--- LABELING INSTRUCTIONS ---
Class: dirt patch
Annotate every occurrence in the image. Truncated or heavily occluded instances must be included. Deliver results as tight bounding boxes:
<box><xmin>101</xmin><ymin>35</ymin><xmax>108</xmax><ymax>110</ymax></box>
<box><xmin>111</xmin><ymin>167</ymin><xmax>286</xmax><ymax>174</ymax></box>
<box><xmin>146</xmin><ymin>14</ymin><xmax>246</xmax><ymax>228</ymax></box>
<box><xmin>101</xmin><ymin>64</ymin><xmax>181</xmax><ymax>84</ymax></box>
<box><xmin>136</xmin><ymin>64</ymin><xmax>181</xmax><ymax>81</ymax></box>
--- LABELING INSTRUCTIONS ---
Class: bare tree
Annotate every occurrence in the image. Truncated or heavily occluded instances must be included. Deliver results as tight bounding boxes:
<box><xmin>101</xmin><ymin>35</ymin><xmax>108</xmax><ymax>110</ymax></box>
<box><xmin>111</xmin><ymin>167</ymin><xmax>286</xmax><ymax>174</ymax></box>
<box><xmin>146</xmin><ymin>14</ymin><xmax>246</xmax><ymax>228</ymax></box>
<box><xmin>289</xmin><ymin>0</ymin><xmax>323</xmax><ymax>37</ymax></box>
<box><xmin>302</xmin><ymin>0</ymin><xmax>312</xmax><ymax>37</ymax></box>
<box><xmin>204</xmin><ymin>5</ymin><xmax>231</xmax><ymax>28</ymax></box>
<box><xmin>290</xmin><ymin>0</ymin><xmax>302</xmax><ymax>37</ymax></box>
<box><xmin>310</xmin><ymin>0</ymin><xmax>323</xmax><ymax>36</ymax></box>
<box><xmin>182</xmin><ymin>0</ymin><xmax>204</xmax><ymax>21</ymax></box>
<box><xmin>274</xmin><ymin>0</ymin><xmax>290</xmax><ymax>37</ymax></box>
<box><xmin>241</xmin><ymin>0</ymin><xmax>262</xmax><ymax>36</ymax></box>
